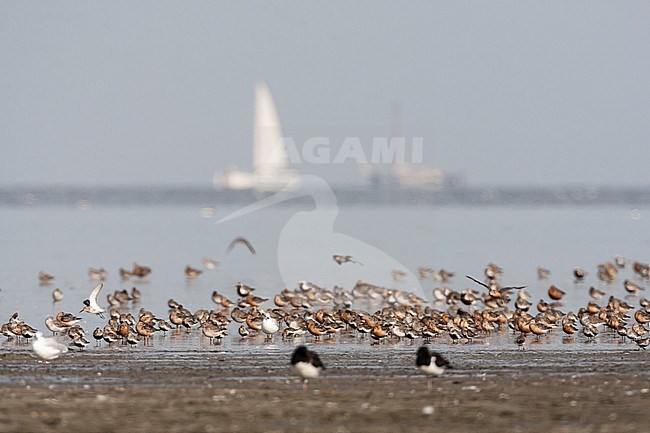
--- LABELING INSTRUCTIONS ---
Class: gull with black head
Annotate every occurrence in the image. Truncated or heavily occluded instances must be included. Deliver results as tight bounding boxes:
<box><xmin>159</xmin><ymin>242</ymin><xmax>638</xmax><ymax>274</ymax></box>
<box><xmin>80</xmin><ymin>283</ymin><xmax>106</xmax><ymax>319</ymax></box>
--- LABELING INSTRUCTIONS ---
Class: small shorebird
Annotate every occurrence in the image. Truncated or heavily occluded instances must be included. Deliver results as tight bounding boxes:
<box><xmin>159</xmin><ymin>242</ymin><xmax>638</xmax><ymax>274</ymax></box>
<box><xmin>633</xmin><ymin>261</ymin><xmax>650</xmax><ymax>278</ymax></box>
<box><xmin>80</xmin><ymin>284</ymin><xmax>106</xmax><ymax>319</ymax></box>
<box><xmin>291</xmin><ymin>346</ymin><xmax>325</xmax><ymax>390</ymax></box>
<box><xmin>157</xmin><ymin>320</ymin><xmax>172</xmax><ymax>334</ymax></box>
<box><xmin>236</xmin><ymin>282</ymin><xmax>255</xmax><ymax>297</ymax></box>
<box><xmin>418</xmin><ymin>267</ymin><xmax>434</xmax><ymax>279</ymax></box>
<box><xmin>211</xmin><ymin>291</ymin><xmax>233</xmax><ymax>308</ymax></box>
<box><xmin>416</xmin><ymin>346</ymin><xmax>452</xmax><ymax>390</ymax></box>
<box><xmin>333</xmin><ymin>255</ymin><xmax>363</xmax><ymax>265</ymax></box>
<box><xmin>597</xmin><ymin>263</ymin><xmax>617</xmax><ymax>282</ymax></box>
<box><xmin>132</xmin><ymin>263</ymin><xmax>152</xmax><ymax>279</ymax></box>
<box><xmin>32</xmin><ymin>332</ymin><xmax>68</xmax><ymax>367</ymax></box>
<box><xmin>635</xmin><ymin>338</ymin><xmax>649</xmax><ymax>350</ymax></box>
<box><xmin>185</xmin><ymin>265</ymin><xmax>202</xmax><ymax>279</ymax></box>
<box><xmin>562</xmin><ymin>316</ymin><xmax>579</xmax><ymax>335</ymax></box>
<box><xmin>119</xmin><ymin>267</ymin><xmax>132</xmax><ymax>280</ymax></box>
<box><xmin>52</xmin><ymin>288</ymin><xmax>63</xmax><ymax>303</ymax></box>
<box><xmin>589</xmin><ymin>286</ymin><xmax>605</xmax><ymax>300</ymax></box>
<box><xmin>238</xmin><ymin>324</ymin><xmax>250</xmax><ymax>338</ymax></box>
<box><xmin>582</xmin><ymin>324</ymin><xmax>598</xmax><ymax>340</ymax></box>
<box><xmin>573</xmin><ymin>267</ymin><xmax>588</xmax><ymax>281</ymax></box>
<box><xmin>484</xmin><ymin>263</ymin><xmax>503</xmax><ymax>280</ymax></box>
<box><xmin>45</xmin><ymin>316</ymin><xmax>68</xmax><ymax>335</ymax></box>
<box><xmin>548</xmin><ymin>285</ymin><xmax>566</xmax><ymax>301</ymax></box>
<box><xmin>92</xmin><ymin>327</ymin><xmax>103</xmax><ymax>346</ymax></box>
<box><xmin>57</xmin><ymin>312</ymin><xmax>82</xmax><ymax>327</ymax></box>
<box><xmin>203</xmin><ymin>257</ymin><xmax>219</xmax><ymax>270</ymax></box>
<box><xmin>624</xmin><ymin>279</ymin><xmax>645</xmax><ymax>294</ymax></box>
<box><xmin>38</xmin><ymin>271</ymin><xmax>54</xmax><ymax>283</ymax></box>
<box><xmin>245</xmin><ymin>294</ymin><xmax>268</xmax><ymax>307</ymax></box>
<box><xmin>515</xmin><ymin>333</ymin><xmax>526</xmax><ymax>350</ymax></box>
<box><xmin>615</xmin><ymin>256</ymin><xmax>629</xmax><ymax>269</ymax></box>
<box><xmin>392</xmin><ymin>269</ymin><xmax>407</xmax><ymax>281</ymax></box>
<box><xmin>226</xmin><ymin>236</ymin><xmax>256</xmax><ymax>255</ymax></box>
<box><xmin>634</xmin><ymin>310</ymin><xmax>650</xmax><ymax>324</ymax></box>
<box><xmin>88</xmin><ymin>267</ymin><xmax>108</xmax><ymax>281</ymax></box>
<box><xmin>434</xmin><ymin>269</ymin><xmax>455</xmax><ymax>283</ymax></box>
<box><xmin>536</xmin><ymin>267</ymin><xmax>551</xmax><ymax>280</ymax></box>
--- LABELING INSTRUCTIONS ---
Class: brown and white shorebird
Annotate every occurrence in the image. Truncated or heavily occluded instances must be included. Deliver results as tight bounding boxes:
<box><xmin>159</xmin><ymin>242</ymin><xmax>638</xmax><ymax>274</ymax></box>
<box><xmin>418</xmin><ymin>266</ymin><xmax>434</xmax><ymax>279</ymax></box>
<box><xmin>226</xmin><ymin>236</ymin><xmax>256</xmax><ymax>255</ymax></box>
<box><xmin>119</xmin><ymin>267</ymin><xmax>132</xmax><ymax>280</ymax></box>
<box><xmin>434</xmin><ymin>269</ymin><xmax>455</xmax><ymax>283</ymax></box>
<box><xmin>597</xmin><ymin>262</ymin><xmax>617</xmax><ymax>282</ymax></box>
<box><xmin>536</xmin><ymin>267</ymin><xmax>551</xmax><ymax>280</ymax></box>
<box><xmin>38</xmin><ymin>271</ymin><xmax>54</xmax><ymax>283</ymax></box>
<box><xmin>88</xmin><ymin>267</ymin><xmax>108</xmax><ymax>281</ymax></box>
<box><xmin>184</xmin><ymin>265</ymin><xmax>202</xmax><ymax>279</ymax></box>
<box><xmin>484</xmin><ymin>263</ymin><xmax>503</xmax><ymax>280</ymax></box>
<box><xmin>132</xmin><ymin>263</ymin><xmax>152</xmax><ymax>279</ymax></box>
<box><xmin>333</xmin><ymin>255</ymin><xmax>363</xmax><ymax>265</ymax></box>
<box><xmin>624</xmin><ymin>279</ymin><xmax>645</xmax><ymax>294</ymax></box>
<box><xmin>236</xmin><ymin>282</ymin><xmax>255</xmax><ymax>297</ymax></box>
<box><xmin>51</xmin><ymin>288</ymin><xmax>63</xmax><ymax>303</ymax></box>
<box><xmin>589</xmin><ymin>286</ymin><xmax>605</xmax><ymax>300</ymax></box>
<box><xmin>548</xmin><ymin>285</ymin><xmax>566</xmax><ymax>301</ymax></box>
<box><xmin>515</xmin><ymin>333</ymin><xmax>526</xmax><ymax>350</ymax></box>
<box><xmin>573</xmin><ymin>267</ymin><xmax>588</xmax><ymax>281</ymax></box>
<box><xmin>615</xmin><ymin>256</ymin><xmax>629</xmax><ymax>269</ymax></box>
<box><xmin>202</xmin><ymin>257</ymin><xmax>219</xmax><ymax>270</ymax></box>
<box><xmin>290</xmin><ymin>346</ymin><xmax>325</xmax><ymax>390</ymax></box>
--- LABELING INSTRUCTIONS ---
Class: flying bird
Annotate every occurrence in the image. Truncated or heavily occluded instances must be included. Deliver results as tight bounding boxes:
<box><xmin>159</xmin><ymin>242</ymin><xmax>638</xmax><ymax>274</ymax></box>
<box><xmin>226</xmin><ymin>236</ymin><xmax>256</xmax><ymax>255</ymax></box>
<box><xmin>80</xmin><ymin>283</ymin><xmax>106</xmax><ymax>319</ymax></box>
<box><xmin>333</xmin><ymin>255</ymin><xmax>363</xmax><ymax>265</ymax></box>
<box><xmin>216</xmin><ymin>175</ymin><xmax>423</xmax><ymax>294</ymax></box>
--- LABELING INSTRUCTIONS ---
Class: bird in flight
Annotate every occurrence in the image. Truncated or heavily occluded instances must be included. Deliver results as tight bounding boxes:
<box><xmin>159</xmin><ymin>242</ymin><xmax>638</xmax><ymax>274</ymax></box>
<box><xmin>332</xmin><ymin>255</ymin><xmax>363</xmax><ymax>265</ymax></box>
<box><xmin>226</xmin><ymin>236</ymin><xmax>256</xmax><ymax>255</ymax></box>
<box><xmin>80</xmin><ymin>283</ymin><xmax>106</xmax><ymax>319</ymax></box>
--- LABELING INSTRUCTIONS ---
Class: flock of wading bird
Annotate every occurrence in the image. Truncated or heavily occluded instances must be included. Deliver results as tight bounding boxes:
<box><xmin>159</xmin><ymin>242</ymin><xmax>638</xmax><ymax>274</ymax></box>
<box><xmin>4</xmin><ymin>243</ymin><xmax>650</xmax><ymax>380</ymax></box>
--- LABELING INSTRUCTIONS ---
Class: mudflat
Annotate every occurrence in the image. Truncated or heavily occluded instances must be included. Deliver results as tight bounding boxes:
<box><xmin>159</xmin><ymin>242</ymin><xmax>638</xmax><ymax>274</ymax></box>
<box><xmin>0</xmin><ymin>347</ymin><xmax>648</xmax><ymax>432</ymax></box>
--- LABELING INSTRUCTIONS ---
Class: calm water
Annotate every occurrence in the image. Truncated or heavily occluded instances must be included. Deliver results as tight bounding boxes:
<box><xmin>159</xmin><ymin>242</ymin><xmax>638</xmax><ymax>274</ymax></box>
<box><xmin>1</xmin><ymin>200</ymin><xmax>649</xmax><ymax>351</ymax></box>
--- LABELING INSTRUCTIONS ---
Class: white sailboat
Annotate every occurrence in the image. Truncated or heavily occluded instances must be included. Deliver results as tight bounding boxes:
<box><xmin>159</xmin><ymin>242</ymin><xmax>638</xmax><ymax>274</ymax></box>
<box><xmin>214</xmin><ymin>82</ymin><xmax>299</xmax><ymax>192</ymax></box>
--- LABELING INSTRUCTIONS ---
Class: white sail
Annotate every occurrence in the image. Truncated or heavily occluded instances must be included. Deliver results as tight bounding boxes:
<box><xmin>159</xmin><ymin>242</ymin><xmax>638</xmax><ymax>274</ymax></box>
<box><xmin>253</xmin><ymin>82</ymin><xmax>289</xmax><ymax>174</ymax></box>
<box><xmin>214</xmin><ymin>82</ymin><xmax>298</xmax><ymax>192</ymax></box>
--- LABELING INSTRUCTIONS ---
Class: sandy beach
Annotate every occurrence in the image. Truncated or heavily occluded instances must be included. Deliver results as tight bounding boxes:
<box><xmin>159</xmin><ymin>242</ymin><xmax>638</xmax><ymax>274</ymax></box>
<box><xmin>1</xmin><ymin>346</ymin><xmax>648</xmax><ymax>433</ymax></box>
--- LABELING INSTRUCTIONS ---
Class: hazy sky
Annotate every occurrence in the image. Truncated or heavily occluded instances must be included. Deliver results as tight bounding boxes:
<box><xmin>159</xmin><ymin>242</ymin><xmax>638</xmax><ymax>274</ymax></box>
<box><xmin>1</xmin><ymin>2</ymin><xmax>648</xmax><ymax>187</ymax></box>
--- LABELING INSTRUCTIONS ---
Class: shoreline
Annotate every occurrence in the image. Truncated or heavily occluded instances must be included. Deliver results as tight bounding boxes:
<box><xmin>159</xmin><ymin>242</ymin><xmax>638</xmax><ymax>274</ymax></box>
<box><xmin>1</xmin><ymin>348</ymin><xmax>648</xmax><ymax>432</ymax></box>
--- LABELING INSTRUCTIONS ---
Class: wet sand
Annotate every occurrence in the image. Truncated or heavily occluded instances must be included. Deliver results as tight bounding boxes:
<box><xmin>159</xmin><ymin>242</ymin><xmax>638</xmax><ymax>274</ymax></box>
<box><xmin>1</xmin><ymin>347</ymin><xmax>649</xmax><ymax>432</ymax></box>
